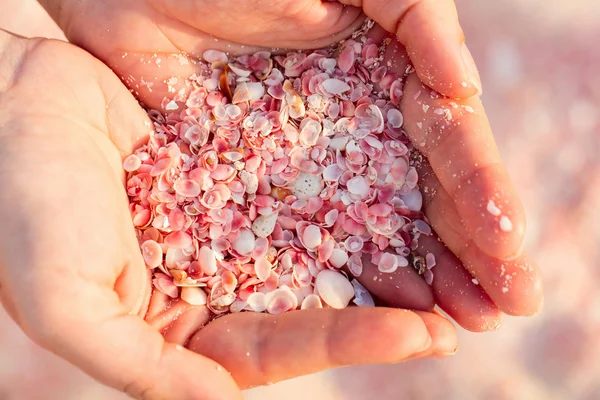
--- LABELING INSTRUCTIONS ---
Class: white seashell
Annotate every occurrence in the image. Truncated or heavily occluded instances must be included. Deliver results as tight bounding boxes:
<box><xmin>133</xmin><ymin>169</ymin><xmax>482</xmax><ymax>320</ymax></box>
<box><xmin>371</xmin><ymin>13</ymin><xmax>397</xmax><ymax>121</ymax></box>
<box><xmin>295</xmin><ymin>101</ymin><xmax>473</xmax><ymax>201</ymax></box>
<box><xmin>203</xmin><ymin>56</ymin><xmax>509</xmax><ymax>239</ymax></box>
<box><xmin>239</xmin><ymin>170</ymin><xmax>259</xmax><ymax>194</ymax></box>
<box><xmin>322</xmin><ymin>79</ymin><xmax>351</xmax><ymax>95</ymax></box>
<box><xmin>231</xmin><ymin>229</ymin><xmax>256</xmax><ymax>256</ymax></box>
<box><xmin>400</xmin><ymin>188</ymin><xmax>423</xmax><ymax>212</ymax></box>
<box><xmin>291</xmin><ymin>172</ymin><xmax>324</xmax><ymax>200</ymax></box>
<box><xmin>252</xmin><ymin>212</ymin><xmax>279</xmax><ymax>238</ymax></box>
<box><xmin>181</xmin><ymin>287</ymin><xmax>208</xmax><ymax>306</ymax></box>
<box><xmin>301</xmin><ymin>294</ymin><xmax>323</xmax><ymax>309</ymax></box>
<box><xmin>229</xmin><ymin>300</ymin><xmax>248</xmax><ymax>313</ymax></box>
<box><xmin>329</xmin><ymin>248</ymin><xmax>349</xmax><ymax>269</ymax></box>
<box><xmin>247</xmin><ymin>292</ymin><xmax>268</xmax><ymax>312</ymax></box>
<box><xmin>210</xmin><ymin>293</ymin><xmax>236</xmax><ymax>308</ymax></box>
<box><xmin>228</xmin><ymin>63</ymin><xmax>252</xmax><ymax>77</ymax></box>
<box><xmin>315</xmin><ymin>270</ymin><xmax>354</xmax><ymax>309</ymax></box>
<box><xmin>198</xmin><ymin>246</ymin><xmax>218</xmax><ymax>275</ymax></box>
<box><xmin>351</xmin><ymin>280</ymin><xmax>375</xmax><ymax>307</ymax></box>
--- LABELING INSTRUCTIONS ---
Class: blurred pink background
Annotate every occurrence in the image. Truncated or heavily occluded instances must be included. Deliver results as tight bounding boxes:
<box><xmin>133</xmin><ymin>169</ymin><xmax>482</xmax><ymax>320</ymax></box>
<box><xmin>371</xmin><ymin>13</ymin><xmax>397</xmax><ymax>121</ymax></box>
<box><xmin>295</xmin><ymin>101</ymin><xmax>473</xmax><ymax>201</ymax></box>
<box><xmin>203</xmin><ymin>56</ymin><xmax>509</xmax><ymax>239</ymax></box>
<box><xmin>2</xmin><ymin>1</ymin><xmax>599</xmax><ymax>399</ymax></box>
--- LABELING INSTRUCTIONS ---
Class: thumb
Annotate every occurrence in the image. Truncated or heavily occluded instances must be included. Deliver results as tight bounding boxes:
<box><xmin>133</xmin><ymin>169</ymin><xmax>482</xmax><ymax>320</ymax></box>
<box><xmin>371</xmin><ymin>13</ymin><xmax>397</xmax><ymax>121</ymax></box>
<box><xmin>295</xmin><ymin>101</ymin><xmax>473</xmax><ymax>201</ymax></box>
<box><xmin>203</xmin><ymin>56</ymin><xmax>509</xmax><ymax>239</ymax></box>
<box><xmin>340</xmin><ymin>0</ymin><xmax>481</xmax><ymax>98</ymax></box>
<box><xmin>5</xmin><ymin>278</ymin><xmax>242</xmax><ymax>400</ymax></box>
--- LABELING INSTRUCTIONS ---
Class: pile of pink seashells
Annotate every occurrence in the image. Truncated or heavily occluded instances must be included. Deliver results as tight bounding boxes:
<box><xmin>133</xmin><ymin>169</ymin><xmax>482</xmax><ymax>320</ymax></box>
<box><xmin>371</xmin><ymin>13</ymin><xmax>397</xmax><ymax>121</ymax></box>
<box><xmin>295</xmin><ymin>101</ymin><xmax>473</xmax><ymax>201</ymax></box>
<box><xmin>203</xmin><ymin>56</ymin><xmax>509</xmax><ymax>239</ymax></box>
<box><xmin>125</xmin><ymin>35</ymin><xmax>436</xmax><ymax>317</ymax></box>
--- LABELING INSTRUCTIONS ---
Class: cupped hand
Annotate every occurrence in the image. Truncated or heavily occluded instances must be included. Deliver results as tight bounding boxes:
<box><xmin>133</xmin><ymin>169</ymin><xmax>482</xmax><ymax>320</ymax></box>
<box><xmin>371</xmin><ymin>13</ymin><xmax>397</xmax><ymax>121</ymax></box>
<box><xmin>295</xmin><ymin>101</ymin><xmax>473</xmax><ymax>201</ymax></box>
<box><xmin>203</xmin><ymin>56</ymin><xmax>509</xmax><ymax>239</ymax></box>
<box><xmin>0</xmin><ymin>31</ymin><xmax>458</xmax><ymax>399</ymax></box>
<box><xmin>39</xmin><ymin>0</ymin><xmax>544</xmax><ymax>328</ymax></box>
<box><xmin>40</xmin><ymin>0</ymin><xmax>481</xmax><ymax>108</ymax></box>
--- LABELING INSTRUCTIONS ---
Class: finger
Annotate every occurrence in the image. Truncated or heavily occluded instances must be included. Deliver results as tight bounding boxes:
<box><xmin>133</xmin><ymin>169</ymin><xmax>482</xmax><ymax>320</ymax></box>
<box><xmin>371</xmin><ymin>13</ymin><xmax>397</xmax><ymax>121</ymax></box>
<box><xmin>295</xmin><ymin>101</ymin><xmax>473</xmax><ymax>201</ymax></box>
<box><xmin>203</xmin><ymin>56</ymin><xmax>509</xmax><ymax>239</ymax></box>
<box><xmin>412</xmin><ymin>311</ymin><xmax>458</xmax><ymax>358</ymax></box>
<box><xmin>401</xmin><ymin>73</ymin><xmax>526</xmax><ymax>260</ymax></box>
<box><xmin>189</xmin><ymin>308</ymin><xmax>457</xmax><ymax>388</ymax></box>
<box><xmin>416</xmin><ymin>234</ymin><xmax>503</xmax><ymax>332</ymax></box>
<box><xmin>419</xmin><ymin>160</ymin><xmax>543</xmax><ymax>316</ymax></box>
<box><xmin>348</xmin><ymin>254</ymin><xmax>435</xmax><ymax>311</ymax></box>
<box><xmin>340</xmin><ymin>0</ymin><xmax>481</xmax><ymax>98</ymax></box>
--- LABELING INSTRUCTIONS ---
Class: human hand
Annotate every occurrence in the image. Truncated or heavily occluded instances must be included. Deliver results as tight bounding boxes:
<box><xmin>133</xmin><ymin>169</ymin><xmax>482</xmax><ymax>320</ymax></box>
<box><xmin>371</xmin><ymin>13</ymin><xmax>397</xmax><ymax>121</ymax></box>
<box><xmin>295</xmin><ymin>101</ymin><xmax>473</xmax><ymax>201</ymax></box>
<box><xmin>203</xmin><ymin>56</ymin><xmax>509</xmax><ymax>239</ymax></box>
<box><xmin>40</xmin><ymin>0</ymin><xmax>481</xmax><ymax>109</ymax></box>
<box><xmin>0</xmin><ymin>31</ymin><xmax>458</xmax><ymax>398</ymax></box>
<box><xmin>38</xmin><ymin>0</ymin><xmax>543</xmax><ymax>330</ymax></box>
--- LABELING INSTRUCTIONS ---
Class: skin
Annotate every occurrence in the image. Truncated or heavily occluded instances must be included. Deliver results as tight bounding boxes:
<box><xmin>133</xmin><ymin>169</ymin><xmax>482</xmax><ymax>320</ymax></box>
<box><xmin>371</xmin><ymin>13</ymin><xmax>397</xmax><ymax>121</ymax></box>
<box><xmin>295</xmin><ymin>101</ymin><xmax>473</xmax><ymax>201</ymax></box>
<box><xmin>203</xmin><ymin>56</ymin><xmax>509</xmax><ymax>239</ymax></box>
<box><xmin>0</xmin><ymin>0</ymin><xmax>544</xmax><ymax>398</ymax></box>
<box><xmin>0</xmin><ymin>31</ymin><xmax>456</xmax><ymax>400</ymax></box>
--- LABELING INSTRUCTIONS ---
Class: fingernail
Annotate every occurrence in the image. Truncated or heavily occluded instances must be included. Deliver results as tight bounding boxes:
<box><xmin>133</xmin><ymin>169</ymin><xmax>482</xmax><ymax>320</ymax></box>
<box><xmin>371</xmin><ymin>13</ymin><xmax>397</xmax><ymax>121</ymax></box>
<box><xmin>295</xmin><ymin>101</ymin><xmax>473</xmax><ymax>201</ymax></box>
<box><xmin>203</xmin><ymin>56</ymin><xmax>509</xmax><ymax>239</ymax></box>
<box><xmin>461</xmin><ymin>43</ymin><xmax>482</xmax><ymax>96</ymax></box>
<box><xmin>434</xmin><ymin>345</ymin><xmax>459</xmax><ymax>358</ymax></box>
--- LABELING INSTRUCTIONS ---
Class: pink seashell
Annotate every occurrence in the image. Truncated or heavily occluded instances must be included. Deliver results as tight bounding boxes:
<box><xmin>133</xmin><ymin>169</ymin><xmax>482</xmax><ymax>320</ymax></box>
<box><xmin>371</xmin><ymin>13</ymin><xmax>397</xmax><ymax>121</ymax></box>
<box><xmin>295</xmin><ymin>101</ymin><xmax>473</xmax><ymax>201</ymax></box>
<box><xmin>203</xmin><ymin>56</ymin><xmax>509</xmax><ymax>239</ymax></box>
<box><xmin>199</xmin><ymin>246</ymin><xmax>218</xmax><ymax>275</ymax></box>
<box><xmin>315</xmin><ymin>270</ymin><xmax>354</xmax><ymax>309</ymax></box>
<box><xmin>210</xmin><ymin>164</ymin><xmax>236</xmax><ymax>181</ymax></box>
<box><xmin>164</xmin><ymin>231</ymin><xmax>193</xmax><ymax>249</ymax></box>
<box><xmin>141</xmin><ymin>240</ymin><xmax>163</xmax><ymax>269</ymax></box>
<box><xmin>324</xmin><ymin>209</ymin><xmax>339</xmax><ymax>227</ymax></box>
<box><xmin>371</xmin><ymin>66</ymin><xmax>387</xmax><ymax>83</ymax></box>
<box><xmin>221</xmin><ymin>270</ymin><xmax>238</xmax><ymax>293</ymax></box>
<box><xmin>173</xmin><ymin>179</ymin><xmax>201</xmax><ymax>198</ymax></box>
<box><xmin>181</xmin><ymin>287</ymin><xmax>208</xmax><ymax>305</ymax></box>
<box><xmin>390</xmin><ymin>79</ymin><xmax>403</xmax><ymax>104</ymax></box>
<box><xmin>346</xmin><ymin>176</ymin><xmax>370</xmax><ymax>199</ymax></box>
<box><xmin>387</xmin><ymin>108</ymin><xmax>404</xmax><ymax>128</ymax></box>
<box><xmin>266</xmin><ymin>292</ymin><xmax>296</xmax><ymax>315</ymax></box>
<box><xmin>317</xmin><ymin>239</ymin><xmax>335</xmax><ymax>262</ymax></box>
<box><xmin>203</xmin><ymin>50</ymin><xmax>228</xmax><ymax>63</ymax></box>
<box><xmin>301</xmin><ymin>294</ymin><xmax>323</xmax><ymax>310</ymax></box>
<box><xmin>200</xmin><ymin>183</ymin><xmax>231</xmax><ymax>209</ymax></box>
<box><xmin>337</xmin><ymin>46</ymin><xmax>356</xmax><ymax>73</ymax></box>
<box><xmin>385</xmin><ymin>157</ymin><xmax>409</xmax><ymax>188</ymax></box>
<box><xmin>153</xmin><ymin>273</ymin><xmax>179</xmax><ymax>298</ymax></box>
<box><xmin>344</xmin><ymin>236</ymin><xmax>364</xmax><ymax>253</ymax></box>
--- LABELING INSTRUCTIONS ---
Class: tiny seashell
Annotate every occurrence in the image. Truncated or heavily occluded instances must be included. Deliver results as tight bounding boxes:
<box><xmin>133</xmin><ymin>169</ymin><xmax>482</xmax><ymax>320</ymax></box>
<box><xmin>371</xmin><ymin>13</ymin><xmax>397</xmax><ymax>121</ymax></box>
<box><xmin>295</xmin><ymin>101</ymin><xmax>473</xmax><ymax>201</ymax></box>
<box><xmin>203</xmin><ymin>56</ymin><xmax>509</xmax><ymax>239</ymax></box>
<box><xmin>328</xmin><ymin>248</ymin><xmax>349</xmax><ymax>269</ymax></box>
<box><xmin>387</xmin><ymin>108</ymin><xmax>404</xmax><ymax>128</ymax></box>
<box><xmin>203</xmin><ymin>50</ymin><xmax>228</xmax><ymax>63</ymax></box>
<box><xmin>351</xmin><ymin>279</ymin><xmax>375</xmax><ymax>307</ymax></box>
<box><xmin>181</xmin><ymin>287</ymin><xmax>208</xmax><ymax>306</ymax></box>
<box><xmin>247</xmin><ymin>292</ymin><xmax>268</xmax><ymax>312</ymax></box>
<box><xmin>141</xmin><ymin>240</ymin><xmax>163</xmax><ymax>269</ymax></box>
<box><xmin>315</xmin><ymin>270</ymin><xmax>354</xmax><ymax>309</ymax></box>
<box><xmin>400</xmin><ymin>188</ymin><xmax>423</xmax><ymax>211</ymax></box>
<box><xmin>230</xmin><ymin>300</ymin><xmax>248</xmax><ymax>313</ymax></box>
<box><xmin>231</xmin><ymin>229</ymin><xmax>256</xmax><ymax>256</ymax></box>
<box><xmin>322</xmin><ymin>79</ymin><xmax>351</xmax><ymax>95</ymax></box>
<box><xmin>291</xmin><ymin>172</ymin><xmax>325</xmax><ymax>200</ymax></box>
<box><xmin>301</xmin><ymin>294</ymin><xmax>323</xmax><ymax>310</ymax></box>
<box><xmin>228</xmin><ymin>63</ymin><xmax>252</xmax><ymax>77</ymax></box>
<box><xmin>123</xmin><ymin>154</ymin><xmax>142</xmax><ymax>172</ymax></box>
<box><xmin>426</xmin><ymin>253</ymin><xmax>436</xmax><ymax>270</ymax></box>
<box><xmin>252</xmin><ymin>212</ymin><xmax>279</xmax><ymax>238</ymax></box>
<box><xmin>199</xmin><ymin>246</ymin><xmax>218</xmax><ymax>275</ymax></box>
